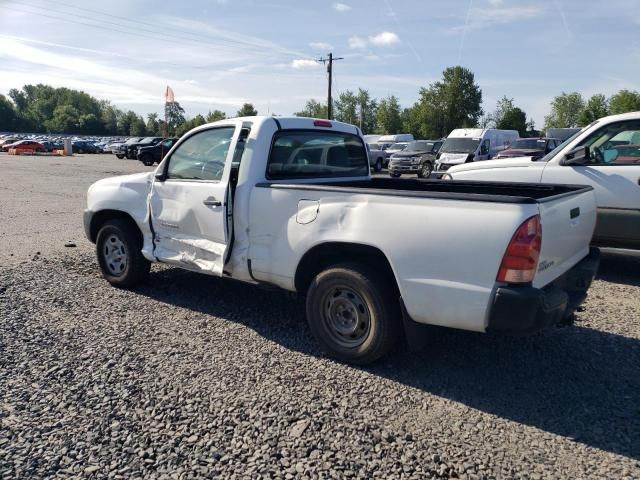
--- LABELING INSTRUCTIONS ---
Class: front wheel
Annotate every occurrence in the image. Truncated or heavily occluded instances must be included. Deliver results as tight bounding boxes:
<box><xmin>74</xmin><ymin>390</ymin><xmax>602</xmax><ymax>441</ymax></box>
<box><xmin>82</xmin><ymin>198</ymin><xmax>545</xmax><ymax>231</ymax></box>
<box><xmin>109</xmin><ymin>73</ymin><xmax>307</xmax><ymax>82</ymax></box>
<box><xmin>96</xmin><ymin>219</ymin><xmax>150</xmax><ymax>288</ymax></box>
<box><xmin>141</xmin><ymin>154</ymin><xmax>154</xmax><ymax>166</ymax></box>
<box><xmin>417</xmin><ymin>161</ymin><xmax>433</xmax><ymax>179</ymax></box>
<box><xmin>374</xmin><ymin>158</ymin><xmax>383</xmax><ymax>172</ymax></box>
<box><xmin>116</xmin><ymin>154</ymin><xmax>125</xmax><ymax>159</ymax></box>
<box><xmin>306</xmin><ymin>263</ymin><xmax>401</xmax><ymax>365</ymax></box>
<box><xmin>389</xmin><ymin>172</ymin><xmax>401</xmax><ymax>178</ymax></box>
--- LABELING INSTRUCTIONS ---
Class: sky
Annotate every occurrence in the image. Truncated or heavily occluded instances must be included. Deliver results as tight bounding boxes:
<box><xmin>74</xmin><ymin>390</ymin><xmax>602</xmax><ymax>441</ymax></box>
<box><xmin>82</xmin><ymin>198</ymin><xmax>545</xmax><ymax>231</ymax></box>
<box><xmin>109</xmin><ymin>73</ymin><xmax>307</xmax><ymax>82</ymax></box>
<box><xmin>0</xmin><ymin>0</ymin><xmax>639</xmax><ymax>127</ymax></box>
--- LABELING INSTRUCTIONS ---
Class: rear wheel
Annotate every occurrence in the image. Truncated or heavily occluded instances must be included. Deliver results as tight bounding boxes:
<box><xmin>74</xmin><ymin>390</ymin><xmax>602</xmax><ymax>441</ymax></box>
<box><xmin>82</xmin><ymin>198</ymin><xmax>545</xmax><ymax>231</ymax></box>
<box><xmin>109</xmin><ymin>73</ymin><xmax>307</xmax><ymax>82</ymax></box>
<box><xmin>374</xmin><ymin>158</ymin><xmax>383</xmax><ymax>172</ymax></box>
<box><xmin>96</xmin><ymin>219</ymin><xmax>150</xmax><ymax>288</ymax></box>
<box><xmin>306</xmin><ymin>263</ymin><xmax>401</xmax><ymax>365</ymax></box>
<box><xmin>141</xmin><ymin>153</ymin><xmax>154</xmax><ymax>166</ymax></box>
<box><xmin>116</xmin><ymin>154</ymin><xmax>125</xmax><ymax>159</ymax></box>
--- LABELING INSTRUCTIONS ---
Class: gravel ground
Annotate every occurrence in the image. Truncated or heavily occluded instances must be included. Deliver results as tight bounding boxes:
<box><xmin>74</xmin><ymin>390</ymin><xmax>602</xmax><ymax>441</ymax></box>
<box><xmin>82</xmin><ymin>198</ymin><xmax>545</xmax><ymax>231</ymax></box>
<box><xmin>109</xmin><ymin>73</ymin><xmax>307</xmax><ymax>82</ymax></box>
<box><xmin>1</xmin><ymin>154</ymin><xmax>639</xmax><ymax>479</ymax></box>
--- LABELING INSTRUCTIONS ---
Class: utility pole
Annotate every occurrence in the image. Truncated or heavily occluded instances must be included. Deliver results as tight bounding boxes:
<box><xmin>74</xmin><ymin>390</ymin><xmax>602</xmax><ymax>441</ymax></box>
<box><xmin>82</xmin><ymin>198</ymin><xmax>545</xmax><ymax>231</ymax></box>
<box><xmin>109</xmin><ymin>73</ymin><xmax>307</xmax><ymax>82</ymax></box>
<box><xmin>317</xmin><ymin>53</ymin><xmax>343</xmax><ymax>119</ymax></box>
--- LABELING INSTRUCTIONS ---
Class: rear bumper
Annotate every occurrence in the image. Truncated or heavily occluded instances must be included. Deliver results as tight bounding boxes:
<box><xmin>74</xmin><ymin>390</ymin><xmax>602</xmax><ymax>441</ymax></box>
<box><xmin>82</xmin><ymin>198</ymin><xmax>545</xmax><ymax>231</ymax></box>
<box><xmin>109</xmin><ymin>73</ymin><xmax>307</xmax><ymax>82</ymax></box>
<box><xmin>488</xmin><ymin>247</ymin><xmax>600</xmax><ymax>334</ymax></box>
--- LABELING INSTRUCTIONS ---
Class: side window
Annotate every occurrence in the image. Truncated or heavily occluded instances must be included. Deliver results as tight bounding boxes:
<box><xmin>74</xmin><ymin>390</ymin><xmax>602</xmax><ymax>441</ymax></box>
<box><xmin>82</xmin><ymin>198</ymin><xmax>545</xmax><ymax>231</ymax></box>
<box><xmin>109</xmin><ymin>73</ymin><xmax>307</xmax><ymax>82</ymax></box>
<box><xmin>267</xmin><ymin>130</ymin><xmax>369</xmax><ymax>179</ymax></box>
<box><xmin>578</xmin><ymin>121</ymin><xmax>640</xmax><ymax>166</ymax></box>
<box><xmin>481</xmin><ymin>139</ymin><xmax>490</xmax><ymax>155</ymax></box>
<box><xmin>166</xmin><ymin>127</ymin><xmax>235</xmax><ymax>181</ymax></box>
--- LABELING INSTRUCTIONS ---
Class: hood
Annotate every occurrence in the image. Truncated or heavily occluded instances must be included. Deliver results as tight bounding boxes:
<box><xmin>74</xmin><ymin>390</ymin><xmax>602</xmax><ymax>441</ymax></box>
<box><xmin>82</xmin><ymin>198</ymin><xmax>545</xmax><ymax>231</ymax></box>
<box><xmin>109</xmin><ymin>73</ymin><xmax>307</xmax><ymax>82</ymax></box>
<box><xmin>89</xmin><ymin>171</ymin><xmax>154</xmax><ymax>194</ymax></box>
<box><xmin>394</xmin><ymin>151</ymin><xmax>434</xmax><ymax>158</ymax></box>
<box><xmin>448</xmin><ymin>156</ymin><xmax>536</xmax><ymax>173</ymax></box>
<box><xmin>498</xmin><ymin>148</ymin><xmax>543</xmax><ymax>157</ymax></box>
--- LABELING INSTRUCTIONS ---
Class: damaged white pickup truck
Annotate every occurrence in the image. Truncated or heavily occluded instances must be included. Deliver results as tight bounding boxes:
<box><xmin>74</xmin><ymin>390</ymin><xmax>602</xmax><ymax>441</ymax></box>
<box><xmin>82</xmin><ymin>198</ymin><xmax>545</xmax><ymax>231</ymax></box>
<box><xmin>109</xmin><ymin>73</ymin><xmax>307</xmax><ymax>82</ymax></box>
<box><xmin>84</xmin><ymin>116</ymin><xmax>600</xmax><ymax>364</ymax></box>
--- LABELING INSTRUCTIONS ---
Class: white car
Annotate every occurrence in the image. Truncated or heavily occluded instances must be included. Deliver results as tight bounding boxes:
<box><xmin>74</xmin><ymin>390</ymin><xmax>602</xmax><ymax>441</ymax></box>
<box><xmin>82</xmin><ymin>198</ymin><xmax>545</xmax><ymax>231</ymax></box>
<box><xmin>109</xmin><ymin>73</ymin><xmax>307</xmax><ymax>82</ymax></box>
<box><xmin>84</xmin><ymin>116</ymin><xmax>599</xmax><ymax>364</ymax></box>
<box><xmin>445</xmin><ymin>112</ymin><xmax>640</xmax><ymax>250</ymax></box>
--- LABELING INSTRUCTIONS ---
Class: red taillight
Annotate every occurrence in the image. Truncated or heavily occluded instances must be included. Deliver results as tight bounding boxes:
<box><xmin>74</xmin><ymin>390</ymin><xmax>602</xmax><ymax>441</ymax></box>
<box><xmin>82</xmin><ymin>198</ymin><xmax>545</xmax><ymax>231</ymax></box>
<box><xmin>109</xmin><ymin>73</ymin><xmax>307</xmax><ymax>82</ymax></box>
<box><xmin>314</xmin><ymin>120</ymin><xmax>332</xmax><ymax>127</ymax></box>
<box><xmin>497</xmin><ymin>215</ymin><xmax>542</xmax><ymax>284</ymax></box>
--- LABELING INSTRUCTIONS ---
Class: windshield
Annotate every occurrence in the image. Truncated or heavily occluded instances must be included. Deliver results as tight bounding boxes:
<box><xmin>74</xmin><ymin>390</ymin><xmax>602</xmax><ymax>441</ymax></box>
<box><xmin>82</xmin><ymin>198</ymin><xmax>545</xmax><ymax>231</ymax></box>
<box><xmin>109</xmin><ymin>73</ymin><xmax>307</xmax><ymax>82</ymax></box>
<box><xmin>440</xmin><ymin>137</ymin><xmax>480</xmax><ymax>154</ymax></box>
<box><xmin>406</xmin><ymin>141</ymin><xmax>434</xmax><ymax>152</ymax></box>
<box><xmin>125</xmin><ymin>137</ymin><xmax>141</xmax><ymax>144</ymax></box>
<box><xmin>512</xmin><ymin>139</ymin><xmax>547</xmax><ymax>150</ymax></box>
<box><xmin>139</xmin><ymin>137</ymin><xmax>157</xmax><ymax>144</ymax></box>
<box><xmin>388</xmin><ymin>142</ymin><xmax>407</xmax><ymax>150</ymax></box>
<box><xmin>535</xmin><ymin>129</ymin><xmax>584</xmax><ymax>162</ymax></box>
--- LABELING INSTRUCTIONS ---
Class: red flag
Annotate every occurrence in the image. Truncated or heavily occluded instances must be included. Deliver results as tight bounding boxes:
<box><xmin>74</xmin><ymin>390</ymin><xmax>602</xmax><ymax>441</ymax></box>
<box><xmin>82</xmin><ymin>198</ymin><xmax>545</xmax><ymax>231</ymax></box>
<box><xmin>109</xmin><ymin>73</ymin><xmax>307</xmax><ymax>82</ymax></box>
<box><xmin>164</xmin><ymin>85</ymin><xmax>175</xmax><ymax>103</ymax></box>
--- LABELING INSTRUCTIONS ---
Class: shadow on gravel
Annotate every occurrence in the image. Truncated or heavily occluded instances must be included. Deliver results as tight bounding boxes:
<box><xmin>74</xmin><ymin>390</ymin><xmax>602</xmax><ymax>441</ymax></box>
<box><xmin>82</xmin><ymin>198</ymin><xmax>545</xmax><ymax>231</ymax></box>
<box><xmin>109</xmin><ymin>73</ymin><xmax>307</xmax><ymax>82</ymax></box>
<box><xmin>137</xmin><ymin>267</ymin><xmax>639</xmax><ymax>461</ymax></box>
<box><xmin>596</xmin><ymin>249</ymin><xmax>640</xmax><ymax>287</ymax></box>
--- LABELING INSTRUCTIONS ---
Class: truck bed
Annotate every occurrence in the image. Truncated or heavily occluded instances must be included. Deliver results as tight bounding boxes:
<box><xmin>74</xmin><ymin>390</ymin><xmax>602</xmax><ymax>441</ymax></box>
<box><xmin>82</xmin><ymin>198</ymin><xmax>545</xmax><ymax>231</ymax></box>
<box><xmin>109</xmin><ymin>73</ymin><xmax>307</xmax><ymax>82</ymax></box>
<box><xmin>257</xmin><ymin>178</ymin><xmax>593</xmax><ymax>204</ymax></box>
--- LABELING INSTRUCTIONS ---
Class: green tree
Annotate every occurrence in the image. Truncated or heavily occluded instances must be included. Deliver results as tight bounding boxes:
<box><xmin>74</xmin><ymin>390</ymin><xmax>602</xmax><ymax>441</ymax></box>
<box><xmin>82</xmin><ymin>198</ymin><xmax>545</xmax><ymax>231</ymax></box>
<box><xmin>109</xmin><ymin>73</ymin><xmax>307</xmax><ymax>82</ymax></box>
<box><xmin>355</xmin><ymin>88</ymin><xmax>377</xmax><ymax>134</ymax></box>
<box><xmin>165</xmin><ymin>101</ymin><xmax>186</xmax><ymax>135</ymax></box>
<box><xmin>237</xmin><ymin>103</ymin><xmax>258</xmax><ymax>117</ymax></box>
<box><xmin>404</xmin><ymin>66</ymin><xmax>483</xmax><ymax>138</ymax></box>
<box><xmin>579</xmin><ymin>94</ymin><xmax>609</xmax><ymax>125</ymax></box>
<box><xmin>334</xmin><ymin>90</ymin><xmax>358</xmax><ymax>125</ymax></box>
<box><xmin>376</xmin><ymin>95</ymin><xmax>403</xmax><ymax>134</ymax></box>
<box><xmin>130</xmin><ymin>115</ymin><xmax>147</xmax><ymax>136</ymax></box>
<box><xmin>544</xmin><ymin>92</ymin><xmax>585</xmax><ymax>129</ymax></box>
<box><xmin>206</xmin><ymin>110</ymin><xmax>227</xmax><ymax>122</ymax></box>
<box><xmin>100</xmin><ymin>102</ymin><xmax>120</xmax><ymax>135</ymax></box>
<box><xmin>609</xmin><ymin>89</ymin><xmax>640</xmax><ymax>115</ymax></box>
<box><xmin>0</xmin><ymin>95</ymin><xmax>18</xmax><ymax>131</ymax></box>
<box><xmin>294</xmin><ymin>99</ymin><xmax>328</xmax><ymax>119</ymax></box>
<box><xmin>175</xmin><ymin>114</ymin><xmax>207</xmax><ymax>137</ymax></box>
<box><xmin>491</xmin><ymin>97</ymin><xmax>527</xmax><ymax>136</ymax></box>
<box><xmin>146</xmin><ymin>113</ymin><xmax>161</xmax><ymax>136</ymax></box>
<box><xmin>45</xmin><ymin>104</ymin><xmax>80</xmax><ymax>133</ymax></box>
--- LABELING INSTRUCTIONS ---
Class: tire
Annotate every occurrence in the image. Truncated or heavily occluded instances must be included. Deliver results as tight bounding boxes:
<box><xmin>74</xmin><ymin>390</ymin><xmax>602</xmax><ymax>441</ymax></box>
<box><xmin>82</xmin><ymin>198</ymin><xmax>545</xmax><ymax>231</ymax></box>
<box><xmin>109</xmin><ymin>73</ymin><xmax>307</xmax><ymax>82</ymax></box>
<box><xmin>141</xmin><ymin>154</ymin><xmax>154</xmax><ymax>166</ymax></box>
<box><xmin>374</xmin><ymin>158</ymin><xmax>383</xmax><ymax>172</ymax></box>
<box><xmin>96</xmin><ymin>219</ymin><xmax>150</xmax><ymax>288</ymax></box>
<box><xmin>389</xmin><ymin>172</ymin><xmax>401</xmax><ymax>178</ymax></box>
<box><xmin>116</xmin><ymin>154</ymin><xmax>125</xmax><ymax>159</ymax></box>
<box><xmin>78</xmin><ymin>149</ymin><xmax>84</xmax><ymax>154</ymax></box>
<box><xmin>306</xmin><ymin>263</ymin><xmax>401</xmax><ymax>365</ymax></box>
<box><xmin>417</xmin><ymin>161</ymin><xmax>433</xmax><ymax>179</ymax></box>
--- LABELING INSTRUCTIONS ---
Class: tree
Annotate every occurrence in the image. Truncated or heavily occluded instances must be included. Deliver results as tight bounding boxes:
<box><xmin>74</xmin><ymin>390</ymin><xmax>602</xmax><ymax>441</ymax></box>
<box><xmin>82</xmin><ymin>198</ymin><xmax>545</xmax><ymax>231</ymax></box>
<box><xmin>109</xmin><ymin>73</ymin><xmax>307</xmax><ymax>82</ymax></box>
<box><xmin>100</xmin><ymin>102</ymin><xmax>120</xmax><ymax>135</ymax></box>
<box><xmin>334</xmin><ymin>90</ymin><xmax>358</xmax><ymax>125</ymax></box>
<box><xmin>609</xmin><ymin>89</ymin><xmax>640</xmax><ymax>115</ymax></box>
<box><xmin>237</xmin><ymin>103</ymin><xmax>258</xmax><ymax>117</ymax></box>
<box><xmin>0</xmin><ymin>95</ymin><xmax>18</xmax><ymax>132</ymax></box>
<box><xmin>165</xmin><ymin>101</ymin><xmax>186</xmax><ymax>135</ymax></box>
<box><xmin>206</xmin><ymin>110</ymin><xmax>227</xmax><ymax>122</ymax></box>
<box><xmin>404</xmin><ymin>66</ymin><xmax>483</xmax><ymax>138</ymax></box>
<box><xmin>490</xmin><ymin>96</ymin><xmax>528</xmax><ymax>136</ymax></box>
<box><xmin>544</xmin><ymin>92</ymin><xmax>585</xmax><ymax>129</ymax></box>
<box><xmin>355</xmin><ymin>89</ymin><xmax>377</xmax><ymax>134</ymax></box>
<box><xmin>130</xmin><ymin>115</ymin><xmax>147</xmax><ymax>136</ymax></box>
<box><xmin>175</xmin><ymin>114</ymin><xmax>207</xmax><ymax>137</ymax></box>
<box><xmin>294</xmin><ymin>99</ymin><xmax>328</xmax><ymax>119</ymax></box>
<box><xmin>45</xmin><ymin>104</ymin><xmax>80</xmax><ymax>133</ymax></box>
<box><xmin>579</xmin><ymin>94</ymin><xmax>609</xmax><ymax>125</ymax></box>
<box><xmin>146</xmin><ymin>113</ymin><xmax>161</xmax><ymax>136</ymax></box>
<box><xmin>376</xmin><ymin>95</ymin><xmax>402</xmax><ymax>134</ymax></box>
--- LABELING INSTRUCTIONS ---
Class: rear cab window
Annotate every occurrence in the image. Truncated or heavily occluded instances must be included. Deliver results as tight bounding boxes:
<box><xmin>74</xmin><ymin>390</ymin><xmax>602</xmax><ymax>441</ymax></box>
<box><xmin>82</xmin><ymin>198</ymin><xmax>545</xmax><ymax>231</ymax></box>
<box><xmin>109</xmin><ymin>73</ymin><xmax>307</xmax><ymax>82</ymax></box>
<box><xmin>267</xmin><ymin>130</ymin><xmax>369</xmax><ymax>180</ymax></box>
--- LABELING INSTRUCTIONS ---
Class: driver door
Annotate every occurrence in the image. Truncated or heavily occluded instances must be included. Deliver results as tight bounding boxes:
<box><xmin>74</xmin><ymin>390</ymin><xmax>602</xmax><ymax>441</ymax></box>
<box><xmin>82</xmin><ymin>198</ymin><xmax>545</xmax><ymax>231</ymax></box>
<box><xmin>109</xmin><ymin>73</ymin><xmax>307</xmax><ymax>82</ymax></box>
<box><xmin>541</xmin><ymin>119</ymin><xmax>640</xmax><ymax>248</ymax></box>
<box><xmin>149</xmin><ymin>125</ymin><xmax>238</xmax><ymax>275</ymax></box>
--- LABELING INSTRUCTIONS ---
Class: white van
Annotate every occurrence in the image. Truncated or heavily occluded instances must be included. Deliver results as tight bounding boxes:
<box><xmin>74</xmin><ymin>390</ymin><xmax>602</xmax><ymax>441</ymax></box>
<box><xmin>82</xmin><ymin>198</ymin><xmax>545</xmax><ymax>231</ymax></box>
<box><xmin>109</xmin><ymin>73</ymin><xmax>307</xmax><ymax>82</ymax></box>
<box><xmin>434</xmin><ymin>128</ymin><xmax>519</xmax><ymax>174</ymax></box>
<box><xmin>377</xmin><ymin>133</ymin><xmax>414</xmax><ymax>150</ymax></box>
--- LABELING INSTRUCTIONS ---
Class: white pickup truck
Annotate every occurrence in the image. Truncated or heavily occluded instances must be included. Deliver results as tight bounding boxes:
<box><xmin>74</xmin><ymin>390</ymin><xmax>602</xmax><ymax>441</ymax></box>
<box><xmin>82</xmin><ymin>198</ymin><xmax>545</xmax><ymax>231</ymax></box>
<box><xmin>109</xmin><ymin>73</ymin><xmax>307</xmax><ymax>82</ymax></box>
<box><xmin>444</xmin><ymin>112</ymin><xmax>640</xmax><ymax>250</ymax></box>
<box><xmin>84</xmin><ymin>116</ymin><xmax>600</xmax><ymax>364</ymax></box>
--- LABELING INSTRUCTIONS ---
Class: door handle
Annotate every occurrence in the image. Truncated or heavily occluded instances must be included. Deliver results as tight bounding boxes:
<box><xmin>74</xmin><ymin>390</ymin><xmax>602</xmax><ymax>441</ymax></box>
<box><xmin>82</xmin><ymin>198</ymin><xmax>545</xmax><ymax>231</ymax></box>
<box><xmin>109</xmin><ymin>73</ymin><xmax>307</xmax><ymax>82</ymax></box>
<box><xmin>203</xmin><ymin>198</ymin><xmax>222</xmax><ymax>207</ymax></box>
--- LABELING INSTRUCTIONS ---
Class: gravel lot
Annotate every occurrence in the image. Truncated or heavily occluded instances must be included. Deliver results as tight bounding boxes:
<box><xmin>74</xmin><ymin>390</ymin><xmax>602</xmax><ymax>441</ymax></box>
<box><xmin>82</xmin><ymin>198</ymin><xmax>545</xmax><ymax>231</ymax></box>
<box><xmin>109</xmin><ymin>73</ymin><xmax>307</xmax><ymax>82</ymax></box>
<box><xmin>1</xmin><ymin>154</ymin><xmax>639</xmax><ymax>479</ymax></box>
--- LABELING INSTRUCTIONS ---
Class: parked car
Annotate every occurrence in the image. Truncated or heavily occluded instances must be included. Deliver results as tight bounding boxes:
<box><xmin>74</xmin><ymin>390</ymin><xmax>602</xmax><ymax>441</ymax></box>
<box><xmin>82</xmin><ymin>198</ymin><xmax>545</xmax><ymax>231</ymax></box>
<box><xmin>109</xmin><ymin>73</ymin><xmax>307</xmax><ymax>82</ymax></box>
<box><xmin>546</xmin><ymin>128</ymin><xmax>581</xmax><ymax>143</ymax></box>
<box><xmin>106</xmin><ymin>141</ymin><xmax>125</xmax><ymax>154</ymax></box>
<box><xmin>0</xmin><ymin>137</ymin><xmax>20</xmax><ymax>151</ymax></box>
<box><xmin>137</xmin><ymin>138</ymin><xmax>178</xmax><ymax>166</ymax></box>
<box><xmin>384</xmin><ymin>141</ymin><xmax>409</xmax><ymax>159</ymax></box>
<box><xmin>377</xmin><ymin>133</ymin><xmax>414</xmax><ymax>150</ymax></box>
<box><xmin>4</xmin><ymin>140</ymin><xmax>45</xmax><ymax>153</ymax></box>
<box><xmin>84</xmin><ymin>116</ymin><xmax>599</xmax><ymax>365</ymax></box>
<box><xmin>433</xmin><ymin>128</ymin><xmax>520</xmax><ymax>176</ymax></box>
<box><xmin>72</xmin><ymin>141</ymin><xmax>99</xmax><ymax>154</ymax></box>
<box><xmin>124</xmin><ymin>137</ymin><xmax>163</xmax><ymax>159</ymax></box>
<box><xmin>388</xmin><ymin>140</ymin><xmax>443</xmax><ymax>178</ymax></box>
<box><xmin>115</xmin><ymin>137</ymin><xmax>143</xmax><ymax>159</ymax></box>
<box><xmin>495</xmin><ymin>138</ymin><xmax>561</xmax><ymax>160</ymax></box>
<box><xmin>366</xmin><ymin>142</ymin><xmax>386</xmax><ymax>172</ymax></box>
<box><xmin>444</xmin><ymin>112</ymin><xmax>640</xmax><ymax>250</ymax></box>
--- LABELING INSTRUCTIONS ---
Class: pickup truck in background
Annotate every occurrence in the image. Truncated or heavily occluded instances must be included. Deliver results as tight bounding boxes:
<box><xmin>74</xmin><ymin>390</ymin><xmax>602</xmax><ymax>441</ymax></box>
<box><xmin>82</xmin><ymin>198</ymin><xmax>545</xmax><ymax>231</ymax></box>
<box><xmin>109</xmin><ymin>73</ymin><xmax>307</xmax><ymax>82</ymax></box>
<box><xmin>366</xmin><ymin>142</ymin><xmax>386</xmax><ymax>171</ymax></box>
<box><xmin>445</xmin><ymin>112</ymin><xmax>640</xmax><ymax>250</ymax></box>
<box><xmin>137</xmin><ymin>137</ymin><xmax>178</xmax><ymax>166</ymax></box>
<box><xmin>388</xmin><ymin>139</ymin><xmax>443</xmax><ymax>178</ymax></box>
<box><xmin>84</xmin><ymin>116</ymin><xmax>599</xmax><ymax>364</ymax></box>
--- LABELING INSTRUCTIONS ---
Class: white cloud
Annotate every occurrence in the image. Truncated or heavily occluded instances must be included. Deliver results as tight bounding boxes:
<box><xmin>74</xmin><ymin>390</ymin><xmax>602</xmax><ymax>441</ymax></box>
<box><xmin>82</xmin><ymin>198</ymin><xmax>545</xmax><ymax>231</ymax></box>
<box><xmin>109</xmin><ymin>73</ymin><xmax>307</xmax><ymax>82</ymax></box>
<box><xmin>290</xmin><ymin>59</ymin><xmax>320</xmax><ymax>69</ymax></box>
<box><xmin>309</xmin><ymin>42</ymin><xmax>333</xmax><ymax>51</ymax></box>
<box><xmin>333</xmin><ymin>3</ymin><xmax>352</xmax><ymax>12</ymax></box>
<box><xmin>368</xmin><ymin>31</ymin><xmax>400</xmax><ymax>47</ymax></box>
<box><xmin>348</xmin><ymin>36</ymin><xmax>368</xmax><ymax>49</ymax></box>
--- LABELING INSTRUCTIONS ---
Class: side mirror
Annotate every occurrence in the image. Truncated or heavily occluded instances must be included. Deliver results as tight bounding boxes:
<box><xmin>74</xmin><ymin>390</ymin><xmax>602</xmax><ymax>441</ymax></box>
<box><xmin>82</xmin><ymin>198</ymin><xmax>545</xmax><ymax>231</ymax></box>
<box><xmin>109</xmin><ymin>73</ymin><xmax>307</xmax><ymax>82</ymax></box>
<box><xmin>154</xmin><ymin>170</ymin><xmax>166</xmax><ymax>182</ymax></box>
<box><xmin>563</xmin><ymin>146</ymin><xmax>590</xmax><ymax>165</ymax></box>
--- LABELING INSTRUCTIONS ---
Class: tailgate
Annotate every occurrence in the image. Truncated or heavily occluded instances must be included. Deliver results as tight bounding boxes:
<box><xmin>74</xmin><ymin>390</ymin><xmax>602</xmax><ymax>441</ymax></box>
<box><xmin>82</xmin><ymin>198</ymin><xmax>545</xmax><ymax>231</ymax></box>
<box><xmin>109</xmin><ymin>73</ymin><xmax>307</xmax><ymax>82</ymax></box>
<box><xmin>533</xmin><ymin>187</ymin><xmax>597</xmax><ymax>288</ymax></box>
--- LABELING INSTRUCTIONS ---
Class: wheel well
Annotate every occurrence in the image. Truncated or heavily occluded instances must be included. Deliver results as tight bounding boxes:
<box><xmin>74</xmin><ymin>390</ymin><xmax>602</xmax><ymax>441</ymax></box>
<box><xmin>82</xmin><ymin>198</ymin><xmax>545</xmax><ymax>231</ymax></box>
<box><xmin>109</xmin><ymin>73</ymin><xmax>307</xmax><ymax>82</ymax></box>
<box><xmin>295</xmin><ymin>242</ymin><xmax>399</xmax><ymax>295</ymax></box>
<box><xmin>89</xmin><ymin>210</ymin><xmax>141</xmax><ymax>245</ymax></box>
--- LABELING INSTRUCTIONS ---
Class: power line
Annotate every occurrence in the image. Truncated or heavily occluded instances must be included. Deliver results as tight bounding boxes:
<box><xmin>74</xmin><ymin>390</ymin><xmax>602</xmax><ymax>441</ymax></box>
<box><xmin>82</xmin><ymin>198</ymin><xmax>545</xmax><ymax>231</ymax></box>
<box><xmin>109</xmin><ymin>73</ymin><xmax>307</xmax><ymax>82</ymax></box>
<box><xmin>317</xmin><ymin>53</ymin><xmax>343</xmax><ymax>120</ymax></box>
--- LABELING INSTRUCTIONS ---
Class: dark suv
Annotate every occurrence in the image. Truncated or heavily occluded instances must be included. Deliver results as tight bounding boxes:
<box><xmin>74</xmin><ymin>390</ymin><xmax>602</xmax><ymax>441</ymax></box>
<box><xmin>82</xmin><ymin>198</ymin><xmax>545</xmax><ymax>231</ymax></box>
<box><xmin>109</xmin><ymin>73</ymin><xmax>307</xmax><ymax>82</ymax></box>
<box><xmin>123</xmin><ymin>137</ymin><xmax>163</xmax><ymax>159</ymax></box>
<box><xmin>388</xmin><ymin>140</ymin><xmax>443</xmax><ymax>178</ymax></box>
<box><xmin>137</xmin><ymin>138</ymin><xmax>178</xmax><ymax>166</ymax></box>
<box><xmin>115</xmin><ymin>137</ymin><xmax>143</xmax><ymax>159</ymax></box>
